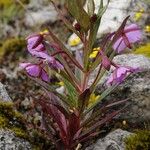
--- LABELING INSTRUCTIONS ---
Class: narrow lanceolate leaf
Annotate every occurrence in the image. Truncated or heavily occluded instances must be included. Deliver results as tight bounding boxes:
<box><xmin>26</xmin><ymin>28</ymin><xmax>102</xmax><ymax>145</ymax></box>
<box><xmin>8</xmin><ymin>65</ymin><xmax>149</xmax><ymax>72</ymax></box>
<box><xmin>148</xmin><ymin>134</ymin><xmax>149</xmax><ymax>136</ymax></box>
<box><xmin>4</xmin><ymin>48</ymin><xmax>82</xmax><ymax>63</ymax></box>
<box><xmin>75</xmin><ymin>50</ymin><xmax>83</xmax><ymax>83</ymax></box>
<box><xmin>32</xmin><ymin>78</ymin><xmax>70</xmax><ymax>106</ymax></box>
<box><xmin>42</xmin><ymin>102</ymin><xmax>68</xmax><ymax>145</ymax></box>
<box><xmin>68</xmin><ymin>110</ymin><xmax>80</xmax><ymax>139</ymax></box>
<box><xmin>63</xmin><ymin>77</ymin><xmax>78</xmax><ymax>108</ymax></box>
<box><xmin>87</xmin><ymin>0</ymin><xmax>95</xmax><ymax>16</ymax></box>
<box><xmin>66</xmin><ymin>0</ymin><xmax>90</xmax><ymax>31</ymax></box>
<box><xmin>78</xmin><ymin>88</ymin><xmax>91</xmax><ymax>113</ymax></box>
<box><xmin>39</xmin><ymin>93</ymin><xmax>70</xmax><ymax>118</ymax></box>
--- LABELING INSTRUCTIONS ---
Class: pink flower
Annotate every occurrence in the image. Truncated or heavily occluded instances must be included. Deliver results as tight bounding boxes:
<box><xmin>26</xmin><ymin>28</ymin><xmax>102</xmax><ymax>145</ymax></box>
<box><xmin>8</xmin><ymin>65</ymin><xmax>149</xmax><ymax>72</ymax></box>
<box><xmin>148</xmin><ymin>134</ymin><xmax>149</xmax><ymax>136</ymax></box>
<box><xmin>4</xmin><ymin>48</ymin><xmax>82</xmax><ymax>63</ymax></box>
<box><xmin>113</xmin><ymin>24</ymin><xmax>142</xmax><ymax>53</ymax></box>
<box><xmin>20</xmin><ymin>63</ymin><xmax>50</xmax><ymax>82</ymax></box>
<box><xmin>106</xmin><ymin>66</ymin><xmax>139</xmax><ymax>85</ymax></box>
<box><xmin>26</xmin><ymin>34</ymin><xmax>63</xmax><ymax>70</ymax></box>
<box><xmin>27</xmin><ymin>34</ymin><xmax>43</xmax><ymax>48</ymax></box>
<box><xmin>26</xmin><ymin>34</ymin><xmax>47</xmax><ymax>55</ymax></box>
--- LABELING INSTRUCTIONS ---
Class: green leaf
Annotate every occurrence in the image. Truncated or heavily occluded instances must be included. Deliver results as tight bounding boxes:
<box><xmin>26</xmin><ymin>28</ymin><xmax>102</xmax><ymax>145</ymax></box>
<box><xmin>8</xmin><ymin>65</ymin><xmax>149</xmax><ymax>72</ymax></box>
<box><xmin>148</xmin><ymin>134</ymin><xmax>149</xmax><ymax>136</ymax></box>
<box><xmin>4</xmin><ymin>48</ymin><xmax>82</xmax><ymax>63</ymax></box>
<box><xmin>87</xmin><ymin>0</ymin><xmax>95</xmax><ymax>16</ymax></box>
<box><xmin>63</xmin><ymin>77</ymin><xmax>78</xmax><ymax>108</ymax></box>
<box><xmin>89</xmin><ymin>1</ymin><xmax>109</xmax><ymax>50</ymax></box>
<box><xmin>66</xmin><ymin>0</ymin><xmax>90</xmax><ymax>31</ymax></box>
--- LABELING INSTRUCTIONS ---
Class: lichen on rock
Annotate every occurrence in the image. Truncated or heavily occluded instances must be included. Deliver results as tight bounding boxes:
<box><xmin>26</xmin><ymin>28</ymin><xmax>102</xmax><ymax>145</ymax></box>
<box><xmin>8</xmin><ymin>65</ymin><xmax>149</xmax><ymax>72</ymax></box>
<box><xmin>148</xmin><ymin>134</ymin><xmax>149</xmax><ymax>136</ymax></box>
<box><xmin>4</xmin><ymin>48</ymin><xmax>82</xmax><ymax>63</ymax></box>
<box><xmin>0</xmin><ymin>129</ymin><xmax>31</xmax><ymax>150</ymax></box>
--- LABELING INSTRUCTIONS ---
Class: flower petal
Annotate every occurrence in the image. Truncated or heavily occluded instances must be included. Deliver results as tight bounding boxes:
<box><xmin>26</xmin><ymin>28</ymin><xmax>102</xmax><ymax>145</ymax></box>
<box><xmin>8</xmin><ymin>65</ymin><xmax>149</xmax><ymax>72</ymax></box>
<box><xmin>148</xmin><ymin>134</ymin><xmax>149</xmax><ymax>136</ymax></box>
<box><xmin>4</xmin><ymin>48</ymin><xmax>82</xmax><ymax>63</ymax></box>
<box><xmin>113</xmin><ymin>37</ymin><xmax>126</xmax><ymax>53</ymax></box>
<box><xmin>41</xmin><ymin>69</ymin><xmax>50</xmax><ymax>82</ymax></box>
<box><xmin>113</xmin><ymin>24</ymin><xmax>142</xmax><ymax>53</ymax></box>
<box><xmin>106</xmin><ymin>66</ymin><xmax>138</xmax><ymax>86</ymax></box>
<box><xmin>26</xmin><ymin>65</ymin><xmax>41</xmax><ymax>77</ymax></box>
<box><xmin>20</xmin><ymin>63</ymin><xmax>31</xmax><ymax>69</ymax></box>
<box><xmin>27</xmin><ymin>34</ymin><xmax>43</xmax><ymax>49</ymax></box>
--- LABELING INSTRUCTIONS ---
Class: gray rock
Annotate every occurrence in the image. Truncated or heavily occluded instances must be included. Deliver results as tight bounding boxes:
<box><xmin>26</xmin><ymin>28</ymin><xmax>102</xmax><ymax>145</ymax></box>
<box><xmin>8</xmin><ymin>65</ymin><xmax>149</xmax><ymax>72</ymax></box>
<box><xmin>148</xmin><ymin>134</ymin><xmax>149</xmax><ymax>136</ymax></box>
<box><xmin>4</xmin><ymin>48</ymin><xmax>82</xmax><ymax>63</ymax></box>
<box><xmin>0</xmin><ymin>129</ymin><xmax>31</xmax><ymax>150</ymax></box>
<box><xmin>86</xmin><ymin>129</ymin><xmax>132</xmax><ymax>150</ymax></box>
<box><xmin>25</xmin><ymin>0</ymin><xmax>58</xmax><ymax>27</ymax></box>
<box><xmin>113</xmin><ymin>54</ymin><xmax>150</xmax><ymax>69</ymax></box>
<box><xmin>0</xmin><ymin>82</ymin><xmax>11</xmax><ymax>101</ymax></box>
<box><xmin>94</xmin><ymin>0</ymin><xmax>132</xmax><ymax>36</ymax></box>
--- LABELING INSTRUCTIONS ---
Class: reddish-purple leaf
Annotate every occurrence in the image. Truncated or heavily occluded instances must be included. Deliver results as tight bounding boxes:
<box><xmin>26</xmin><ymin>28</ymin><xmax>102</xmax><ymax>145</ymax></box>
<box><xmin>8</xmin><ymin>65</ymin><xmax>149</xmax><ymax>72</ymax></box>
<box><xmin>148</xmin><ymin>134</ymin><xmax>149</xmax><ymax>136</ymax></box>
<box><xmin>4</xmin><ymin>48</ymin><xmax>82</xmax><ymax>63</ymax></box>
<box><xmin>68</xmin><ymin>110</ymin><xmax>80</xmax><ymax>139</ymax></box>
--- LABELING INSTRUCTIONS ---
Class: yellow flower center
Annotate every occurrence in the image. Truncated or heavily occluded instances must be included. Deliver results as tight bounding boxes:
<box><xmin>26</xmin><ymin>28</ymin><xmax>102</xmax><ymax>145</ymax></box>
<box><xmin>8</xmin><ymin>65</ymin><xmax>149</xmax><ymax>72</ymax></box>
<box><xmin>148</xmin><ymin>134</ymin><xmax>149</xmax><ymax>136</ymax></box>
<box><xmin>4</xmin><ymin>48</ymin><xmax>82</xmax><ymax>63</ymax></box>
<box><xmin>134</xmin><ymin>9</ymin><xmax>144</xmax><ymax>21</ymax></box>
<box><xmin>69</xmin><ymin>37</ymin><xmax>81</xmax><ymax>46</ymax></box>
<box><xmin>88</xmin><ymin>93</ymin><xmax>100</xmax><ymax>107</ymax></box>
<box><xmin>40</xmin><ymin>29</ymin><xmax>49</xmax><ymax>35</ymax></box>
<box><xmin>145</xmin><ymin>25</ymin><xmax>150</xmax><ymax>33</ymax></box>
<box><xmin>58</xmin><ymin>81</ymin><xmax>64</xmax><ymax>86</ymax></box>
<box><xmin>89</xmin><ymin>47</ymin><xmax>101</xmax><ymax>59</ymax></box>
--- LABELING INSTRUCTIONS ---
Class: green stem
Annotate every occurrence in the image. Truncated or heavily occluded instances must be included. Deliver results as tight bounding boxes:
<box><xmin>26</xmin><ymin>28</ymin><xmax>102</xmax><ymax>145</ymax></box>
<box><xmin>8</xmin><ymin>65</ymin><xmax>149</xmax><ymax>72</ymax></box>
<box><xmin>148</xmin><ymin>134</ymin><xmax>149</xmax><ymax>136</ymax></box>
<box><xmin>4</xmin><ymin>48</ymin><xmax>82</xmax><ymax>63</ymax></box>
<box><xmin>89</xmin><ymin>64</ymin><xmax>102</xmax><ymax>92</ymax></box>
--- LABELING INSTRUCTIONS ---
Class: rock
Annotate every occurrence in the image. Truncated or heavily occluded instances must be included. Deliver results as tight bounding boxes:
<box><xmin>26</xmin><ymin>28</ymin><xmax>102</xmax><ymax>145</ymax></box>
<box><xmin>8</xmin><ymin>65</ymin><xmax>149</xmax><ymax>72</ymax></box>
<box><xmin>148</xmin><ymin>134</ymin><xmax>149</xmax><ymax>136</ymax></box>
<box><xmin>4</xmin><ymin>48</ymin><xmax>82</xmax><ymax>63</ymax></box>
<box><xmin>0</xmin><ymin>129</ymin><xmax>31</xmax><ymax>150</ymax></box>
<box><xmin>0</xmin><ymin>82</ymin><xmax>11</xmax><ymax>101</ymax></box>
<box><xmin>93</xmin><ymin>0</ymin><xmax>132</xmax><ymax>36</ymax></box>
<box><xmin>86</xmin><ymin>129</ymin><xmax>132</xmax><ymax>150</ymax></box>
<box><xmin>113</xmin><ymin>54</ymin><xmax>150</xmax><ymax>69</ymax></box>
<box><xmin>25</xmin><ymin>0</ymin><xmax>58</xmax><ymax>27</ymax></box>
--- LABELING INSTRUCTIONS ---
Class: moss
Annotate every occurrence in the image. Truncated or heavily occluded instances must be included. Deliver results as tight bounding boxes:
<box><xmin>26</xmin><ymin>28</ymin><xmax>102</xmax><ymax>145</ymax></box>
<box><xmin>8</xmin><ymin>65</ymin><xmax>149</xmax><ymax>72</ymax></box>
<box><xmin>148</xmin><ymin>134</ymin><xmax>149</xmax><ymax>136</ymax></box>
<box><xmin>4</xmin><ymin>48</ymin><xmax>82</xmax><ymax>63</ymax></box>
<box><xmin>0</xmin><ymin>38</ymin><xmax>26</xmax><ymax>58</ymax></box>
<box><xmin>0</xmin><ymin>0</ymin><xmax>30</xmax><ymax>8</ymax></box>
<box><xmin>134</xmin><ymin>43</ymin><xmax>150</xmax><ymax>58</ymax></box>
<box><xmin>125</xmin><ymin>130</ymin><xmax>150</xmax><ymax>150</ymax></box>
<box><xmin>0</xmin><ymin>0</ymin><xmax>12</xmax><ymax>8</ymax></box>
<box><xmin>0</xmin><ymin>101</ymin><xmax>53</xmax><ymax>149</ymax></box>
<box><xmin>11</xmin><ymin>127</ymin><xmax>28</xmax><ymax>139</ymax></box>
<box><xmin>0</xmin><ymin>101</ymin><xmax>26</xmax><ymax>129</ymax></box>
<box><xmin>0</xmin><ymin>116</ymin><xmax>9</xmax><ymax>128</ymax></box>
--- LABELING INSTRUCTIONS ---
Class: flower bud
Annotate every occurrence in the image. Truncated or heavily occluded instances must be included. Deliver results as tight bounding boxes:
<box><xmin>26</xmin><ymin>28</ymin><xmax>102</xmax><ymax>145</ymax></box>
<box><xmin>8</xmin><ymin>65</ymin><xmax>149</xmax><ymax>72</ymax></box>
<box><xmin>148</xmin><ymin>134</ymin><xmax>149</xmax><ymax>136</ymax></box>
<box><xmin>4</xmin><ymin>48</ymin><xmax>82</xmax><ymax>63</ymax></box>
<box><xmin>101</xmin><ymin>55</ymin><xmax>111</xmax><ymax>71</ymax></box>
<box><xmin>90</xmin><ymin>14</ymin><xmax>97</xmax><ymax>23</ymax></box>
<box><xmin>74</xmin><ymin>23</ymin><xmax>81</xmax><ymax>31</ymax></box>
